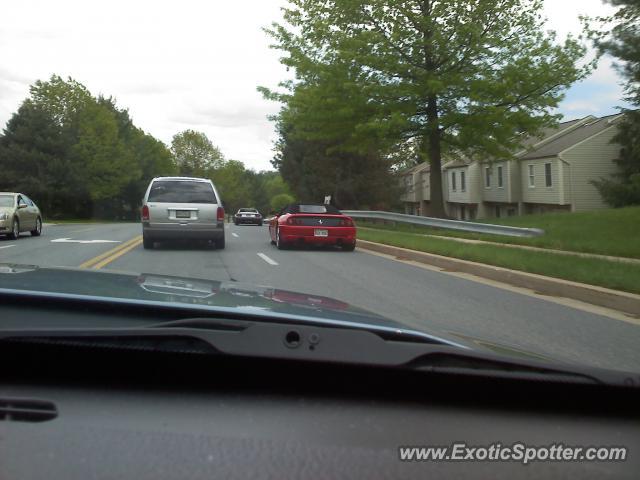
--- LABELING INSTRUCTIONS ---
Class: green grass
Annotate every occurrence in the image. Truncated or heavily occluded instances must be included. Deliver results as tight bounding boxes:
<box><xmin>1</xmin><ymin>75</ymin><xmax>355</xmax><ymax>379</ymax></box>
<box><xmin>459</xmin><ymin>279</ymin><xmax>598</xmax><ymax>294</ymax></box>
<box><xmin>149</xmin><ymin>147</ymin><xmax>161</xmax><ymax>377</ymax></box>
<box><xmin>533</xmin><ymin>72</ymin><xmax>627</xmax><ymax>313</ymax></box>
<box><xmin>358</xmin><ymin>228</ymin><xmax>640</xmax><ymax>294</ymax></box>
<box><xmin>358</xmin><ymin>206</ymin><xmax>640</xmax><ymax>259</ymax></box>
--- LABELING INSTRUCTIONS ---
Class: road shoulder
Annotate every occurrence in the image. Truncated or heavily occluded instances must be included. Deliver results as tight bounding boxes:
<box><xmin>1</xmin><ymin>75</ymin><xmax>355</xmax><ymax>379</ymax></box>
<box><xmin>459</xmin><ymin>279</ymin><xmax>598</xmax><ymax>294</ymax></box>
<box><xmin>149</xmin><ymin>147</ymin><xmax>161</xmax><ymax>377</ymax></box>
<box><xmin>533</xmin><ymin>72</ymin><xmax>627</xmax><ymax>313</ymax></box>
<box><xmin>356</xmin><ymin>239</ymin><xmax>640</xmax><ymax>322</ymax></box>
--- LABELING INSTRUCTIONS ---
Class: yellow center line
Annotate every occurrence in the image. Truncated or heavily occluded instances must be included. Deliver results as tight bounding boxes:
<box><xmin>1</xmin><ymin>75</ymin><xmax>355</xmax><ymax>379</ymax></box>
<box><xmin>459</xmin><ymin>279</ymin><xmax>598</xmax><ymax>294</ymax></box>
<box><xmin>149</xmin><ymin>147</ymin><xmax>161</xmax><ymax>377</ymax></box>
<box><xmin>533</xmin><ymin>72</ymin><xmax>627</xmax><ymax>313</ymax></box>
<box><xmin>91</xmin><ymin>236</ymin><xmax>143</xmax><ymax>270</ymax></box>
<box><xmin>79</xmin><ymin>236</ymin><xmax>142</xmax><ymax>269</ymax></box>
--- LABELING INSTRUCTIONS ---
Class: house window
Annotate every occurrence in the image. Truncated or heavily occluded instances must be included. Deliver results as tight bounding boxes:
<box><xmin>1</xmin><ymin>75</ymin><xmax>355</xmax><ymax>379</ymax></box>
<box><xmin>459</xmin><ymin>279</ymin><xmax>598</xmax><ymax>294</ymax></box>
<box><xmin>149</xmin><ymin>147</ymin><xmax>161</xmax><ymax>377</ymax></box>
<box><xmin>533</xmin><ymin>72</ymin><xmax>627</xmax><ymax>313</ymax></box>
<box><xmin>451</xmin><ymin>171</ymin><xmax>457</xmax><ymax>191</ymax></box>
<box><xmin>461</xmin><ymin>171</ymin><xmax>466</xmax><ymax>191</ymax></box>
<box><xmin>545</xmin><ymin>163</ymin><xmax>552</xmax><ymax>187</ymax></box>
<box><xmin>497</xmin><ymin>166</ymin><xmax>503</xmax><ymax>188</ymax></box>
<box><xmin>485</xmin><ymin>167</ymin><xmax>491</xmax><ymax>188</ymax></box>
<box><xmin>528</xmin><ymin>164</ymin><xmax>535</xmax><ymax>187</ymax></box>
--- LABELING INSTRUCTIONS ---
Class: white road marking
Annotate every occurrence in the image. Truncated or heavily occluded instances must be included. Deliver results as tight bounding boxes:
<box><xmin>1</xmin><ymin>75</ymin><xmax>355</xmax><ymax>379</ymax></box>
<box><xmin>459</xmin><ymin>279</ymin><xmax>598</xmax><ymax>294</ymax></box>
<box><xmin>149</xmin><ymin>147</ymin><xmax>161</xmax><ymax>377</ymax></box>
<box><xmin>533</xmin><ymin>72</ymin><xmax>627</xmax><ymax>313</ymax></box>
<box><xmin>0</xmin><ymin>244</ymin><xmax>16</xmax><ymax>250</ymax></box>
<box><xmin>51</xmin><ymin>238</ymin><xmax>121</xmax><ymax>244</ymax></box>
<box><xmin>232</xmin><ymin>233</ymin><xmax>239</xmax><ymax>238</ymax></box>
<box><xmin>257</xmin><ymin>252</ymin><xmax>279</xmax><ymax>266</ymax></box>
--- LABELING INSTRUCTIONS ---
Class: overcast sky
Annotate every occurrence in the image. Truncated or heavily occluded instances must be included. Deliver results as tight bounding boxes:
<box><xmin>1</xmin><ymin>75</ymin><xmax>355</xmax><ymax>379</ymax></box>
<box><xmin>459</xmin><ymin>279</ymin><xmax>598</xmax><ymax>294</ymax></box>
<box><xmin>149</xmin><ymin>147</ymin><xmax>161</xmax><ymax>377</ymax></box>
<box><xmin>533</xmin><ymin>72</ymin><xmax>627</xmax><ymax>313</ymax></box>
<box><xmin>0</xmin><ymin>0</ymin><xmax>626</xmax><ymax>171</ymax></box>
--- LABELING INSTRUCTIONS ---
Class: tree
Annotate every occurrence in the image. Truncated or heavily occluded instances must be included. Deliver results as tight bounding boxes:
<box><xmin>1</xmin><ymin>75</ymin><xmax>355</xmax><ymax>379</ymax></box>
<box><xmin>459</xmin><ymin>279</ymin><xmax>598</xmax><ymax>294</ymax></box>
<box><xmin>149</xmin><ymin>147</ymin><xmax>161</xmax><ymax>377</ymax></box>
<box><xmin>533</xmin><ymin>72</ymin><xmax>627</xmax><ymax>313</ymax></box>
<box><xmin>262</xmin><ymin>59</ymin><xmax>399</xmax><ymax>209</ymax></box>
<box><xmin>264</xmin><ymin>0</ymin><xmax>589</xmax><ymax>216</ymax></box>
<box><xmin>0</xmin><ymin>75</ymin><xmax>178</xmax><ymax>219</ymax></box>
<box><xmin>0</xmin><ymin>101</ymin><xmax>89</xmax><ymax>217</ymax></box>
<box><xmin>270</xmin><ymin>193</ymin><xmax>295</xmax><ymax>212</ymax></box>
<box><xmin>212</xmin><ymin>160</ymin><xmax>255</xmax><ymax>214</ymax></box>
<box><xmin>171</xmin><ymin>130</ymin><xmax>225</xmax><ymax>177</ymax></box>
<box><xmin>272</xmin><ymin>115</ymin><xmax>398</xmax><ymax>209</ymax></box>
<box><xmin>586</xmin><ymin>0</ymin><xmax>640</xmax><ymax>206</ymax></box>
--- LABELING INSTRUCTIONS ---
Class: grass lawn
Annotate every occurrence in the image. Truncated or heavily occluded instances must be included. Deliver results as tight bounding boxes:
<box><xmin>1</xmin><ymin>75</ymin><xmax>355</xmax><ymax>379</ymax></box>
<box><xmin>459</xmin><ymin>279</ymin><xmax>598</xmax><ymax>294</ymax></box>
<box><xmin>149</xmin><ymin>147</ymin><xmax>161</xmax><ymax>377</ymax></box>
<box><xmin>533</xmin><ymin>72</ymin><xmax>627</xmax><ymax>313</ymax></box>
<box><xmin>357</xmin><ymin>206</ymin><xmax>640</xmax><ymax>259</ymax></box>
<box><xmin>358</xmin><ymin>228</ymin><xmax>640</xmax><ymax>294</ymax></box>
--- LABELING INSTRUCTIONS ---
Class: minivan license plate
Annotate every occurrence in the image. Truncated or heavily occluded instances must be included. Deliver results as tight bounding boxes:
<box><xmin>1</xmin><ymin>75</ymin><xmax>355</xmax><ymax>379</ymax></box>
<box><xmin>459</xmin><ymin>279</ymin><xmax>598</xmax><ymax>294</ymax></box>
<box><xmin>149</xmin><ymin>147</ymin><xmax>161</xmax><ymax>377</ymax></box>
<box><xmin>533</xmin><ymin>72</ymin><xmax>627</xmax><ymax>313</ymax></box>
<box><xmin>176</xmin><ymin>210</ymin><xmax>191</xmax><ymax>219</ymax></box>
<box><xmin>314</xmin><ymin>229</ymin><xmax>328</xmax><ymax>237</ymax></box>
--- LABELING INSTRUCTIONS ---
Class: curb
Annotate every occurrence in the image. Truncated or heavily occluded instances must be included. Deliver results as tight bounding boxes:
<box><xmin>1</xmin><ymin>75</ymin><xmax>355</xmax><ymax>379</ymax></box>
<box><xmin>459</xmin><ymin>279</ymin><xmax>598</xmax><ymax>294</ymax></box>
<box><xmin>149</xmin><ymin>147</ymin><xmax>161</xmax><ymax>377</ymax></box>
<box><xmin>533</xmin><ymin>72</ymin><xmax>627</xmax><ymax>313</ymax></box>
<box><xmin>356</xmin><ymin>239</ymin><xmax>640</xmax><ymax>317</ymax></box>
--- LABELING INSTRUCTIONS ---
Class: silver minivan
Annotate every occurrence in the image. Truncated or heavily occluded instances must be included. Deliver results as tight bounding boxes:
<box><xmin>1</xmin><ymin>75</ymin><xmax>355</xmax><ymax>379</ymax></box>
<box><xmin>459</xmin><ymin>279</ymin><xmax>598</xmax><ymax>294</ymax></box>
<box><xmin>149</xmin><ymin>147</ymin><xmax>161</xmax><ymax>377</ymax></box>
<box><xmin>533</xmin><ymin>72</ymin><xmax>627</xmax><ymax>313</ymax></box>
<box><xmin>141</xmin><ymin>177</ymin><xmax>225</xmax><ymax>249</ymax></box>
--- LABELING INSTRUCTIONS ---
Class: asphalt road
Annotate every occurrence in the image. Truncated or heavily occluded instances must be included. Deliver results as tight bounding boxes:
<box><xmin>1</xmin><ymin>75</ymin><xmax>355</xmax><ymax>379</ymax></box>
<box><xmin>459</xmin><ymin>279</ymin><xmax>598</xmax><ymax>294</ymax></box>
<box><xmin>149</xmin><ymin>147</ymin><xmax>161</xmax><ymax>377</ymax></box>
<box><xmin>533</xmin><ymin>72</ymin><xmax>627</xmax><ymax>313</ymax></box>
<box><xmin>1</xmin><ymin>222</ymin><xmax>640</xmax><ymax>372</ymax></box>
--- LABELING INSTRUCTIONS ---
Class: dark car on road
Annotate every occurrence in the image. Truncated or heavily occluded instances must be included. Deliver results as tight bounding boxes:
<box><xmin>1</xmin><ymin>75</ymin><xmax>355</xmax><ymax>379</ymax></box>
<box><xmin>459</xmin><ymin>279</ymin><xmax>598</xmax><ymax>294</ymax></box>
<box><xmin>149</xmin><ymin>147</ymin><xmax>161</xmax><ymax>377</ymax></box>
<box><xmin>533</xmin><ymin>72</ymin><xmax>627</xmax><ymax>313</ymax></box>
<box><xmin>234</xmin><ymin>208</ymin><xmax>263</xmax><ymax>226</ymax></box>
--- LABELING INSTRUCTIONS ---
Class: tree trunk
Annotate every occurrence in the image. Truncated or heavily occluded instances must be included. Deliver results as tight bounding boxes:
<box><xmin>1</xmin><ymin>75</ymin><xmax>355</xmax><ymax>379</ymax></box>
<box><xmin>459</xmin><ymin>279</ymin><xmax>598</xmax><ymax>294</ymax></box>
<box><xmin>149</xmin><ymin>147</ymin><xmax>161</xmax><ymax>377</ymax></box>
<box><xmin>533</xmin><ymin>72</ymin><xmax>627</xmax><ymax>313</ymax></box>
<box><xmin>425</xmin><ymin>95</ymin><xmax>446</xmax><ymax>218</ymax></box>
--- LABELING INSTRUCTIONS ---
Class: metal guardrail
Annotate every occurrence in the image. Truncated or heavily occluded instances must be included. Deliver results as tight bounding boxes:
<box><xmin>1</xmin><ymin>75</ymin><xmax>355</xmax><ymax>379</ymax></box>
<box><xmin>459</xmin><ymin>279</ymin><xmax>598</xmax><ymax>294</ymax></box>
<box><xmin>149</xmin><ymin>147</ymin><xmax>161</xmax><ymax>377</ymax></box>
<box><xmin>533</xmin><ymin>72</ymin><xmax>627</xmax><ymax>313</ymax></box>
<box><xmin>341</xmin><ymin>210</ymin><xmax>544</xmax><ymax>238</ymax></box>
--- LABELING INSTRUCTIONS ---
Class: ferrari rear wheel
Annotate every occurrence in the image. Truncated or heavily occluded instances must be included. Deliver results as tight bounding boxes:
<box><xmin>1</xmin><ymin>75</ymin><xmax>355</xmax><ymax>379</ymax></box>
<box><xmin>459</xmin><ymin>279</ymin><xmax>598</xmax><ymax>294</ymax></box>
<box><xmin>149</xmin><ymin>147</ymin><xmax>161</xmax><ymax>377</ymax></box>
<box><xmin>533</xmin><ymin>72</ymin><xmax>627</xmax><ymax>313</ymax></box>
<box><xmin>276</xmin><ymin>228</ymin><xmax>287</xmax><ymax>250</ymax></box>
<box><xmin>342</xmin><ymin>242</ymin><xmax>356</xmax><ymax>252</ymax></box>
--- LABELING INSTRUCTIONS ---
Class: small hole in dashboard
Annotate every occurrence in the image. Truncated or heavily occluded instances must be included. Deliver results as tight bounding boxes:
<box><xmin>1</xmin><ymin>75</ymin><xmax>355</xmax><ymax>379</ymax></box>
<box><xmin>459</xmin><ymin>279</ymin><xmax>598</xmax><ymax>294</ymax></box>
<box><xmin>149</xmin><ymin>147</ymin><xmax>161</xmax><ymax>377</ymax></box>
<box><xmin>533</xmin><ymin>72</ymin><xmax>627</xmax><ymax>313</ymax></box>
<box><xmin>284</xmin><ymin>330</ymin><xmax>301</xmax><ymax>348</ymax></box>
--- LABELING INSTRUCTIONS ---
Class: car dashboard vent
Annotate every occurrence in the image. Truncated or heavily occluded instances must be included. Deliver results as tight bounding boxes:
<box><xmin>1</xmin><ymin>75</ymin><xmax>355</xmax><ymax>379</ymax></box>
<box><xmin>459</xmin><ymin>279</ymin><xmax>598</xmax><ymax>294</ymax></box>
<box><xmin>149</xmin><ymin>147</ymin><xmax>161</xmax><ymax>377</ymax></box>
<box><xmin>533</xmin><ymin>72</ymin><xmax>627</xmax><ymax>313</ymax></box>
<box><xmin>0</xmin><ymin>397</ymin><xmax>58</xmax><ymax>422</ymax></box>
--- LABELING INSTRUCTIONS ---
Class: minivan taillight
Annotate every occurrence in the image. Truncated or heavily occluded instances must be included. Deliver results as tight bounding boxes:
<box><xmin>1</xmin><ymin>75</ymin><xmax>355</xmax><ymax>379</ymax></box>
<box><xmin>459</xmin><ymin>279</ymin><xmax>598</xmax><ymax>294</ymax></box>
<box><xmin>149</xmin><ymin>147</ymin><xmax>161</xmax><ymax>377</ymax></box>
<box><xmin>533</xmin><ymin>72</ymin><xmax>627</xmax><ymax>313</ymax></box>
<box><xmin>141</xmin><ymin>205</ymin><xmax>150</xmax><ymax>221</ymax></box>
<box><xmin>217</xmin><ymin>206</ymin><xmax>225</xmax><ymax>221</ymax></box>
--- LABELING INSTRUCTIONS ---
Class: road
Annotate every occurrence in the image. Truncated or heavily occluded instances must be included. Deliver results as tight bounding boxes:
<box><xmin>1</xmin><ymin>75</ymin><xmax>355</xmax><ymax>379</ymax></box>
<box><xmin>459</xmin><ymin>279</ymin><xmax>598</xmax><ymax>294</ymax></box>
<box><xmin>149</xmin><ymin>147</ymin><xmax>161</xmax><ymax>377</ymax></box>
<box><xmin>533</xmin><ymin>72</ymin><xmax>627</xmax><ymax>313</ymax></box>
<box><xmin>1</xmin><ymin>222</ymin><xmax>639</xmax><ymax>372</ymax></box>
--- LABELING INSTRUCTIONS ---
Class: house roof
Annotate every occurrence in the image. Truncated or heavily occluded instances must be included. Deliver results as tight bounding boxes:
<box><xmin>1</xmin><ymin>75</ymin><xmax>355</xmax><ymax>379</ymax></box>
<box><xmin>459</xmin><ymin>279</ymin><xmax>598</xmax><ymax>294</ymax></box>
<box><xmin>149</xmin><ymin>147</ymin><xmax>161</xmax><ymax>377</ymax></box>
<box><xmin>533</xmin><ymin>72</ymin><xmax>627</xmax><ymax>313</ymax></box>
<box><xmin>519</xmin><ymin>114</ymin><xmax>623</xmax><ymax>160</ymax></box>
<box><xmin>516</xmin><ymin>117</ymin><xmax>590</xmax><ymax>153</ymax></box>
<box><xmin>443</xmin><ymin>159</ymin><xmax>468</xmax><ymax>169</ymax></box>
<box><xmin>401</xmin><ymin>162</ymin><xmax>430</xmax><ymax>175</ymax></box>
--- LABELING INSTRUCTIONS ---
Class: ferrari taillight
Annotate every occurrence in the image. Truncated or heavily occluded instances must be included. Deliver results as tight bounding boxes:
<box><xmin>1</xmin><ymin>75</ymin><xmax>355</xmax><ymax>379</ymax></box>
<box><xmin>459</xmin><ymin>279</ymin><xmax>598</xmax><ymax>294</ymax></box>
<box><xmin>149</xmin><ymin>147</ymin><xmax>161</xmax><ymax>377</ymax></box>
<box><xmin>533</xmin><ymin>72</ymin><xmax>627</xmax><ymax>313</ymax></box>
<box><xmin>141</xmin><ymin>205</ymin><xmax>149</xmax><ymax>221</ymax></box>
<box><xmin>286</xmin><ymin>217</ymin><xmax>302</xmax><ymax>225</ymax></box>
<box><xmin>339</xmin><ymin>218</ymin><xmax>354</xmax><ymax>227</ymax></box>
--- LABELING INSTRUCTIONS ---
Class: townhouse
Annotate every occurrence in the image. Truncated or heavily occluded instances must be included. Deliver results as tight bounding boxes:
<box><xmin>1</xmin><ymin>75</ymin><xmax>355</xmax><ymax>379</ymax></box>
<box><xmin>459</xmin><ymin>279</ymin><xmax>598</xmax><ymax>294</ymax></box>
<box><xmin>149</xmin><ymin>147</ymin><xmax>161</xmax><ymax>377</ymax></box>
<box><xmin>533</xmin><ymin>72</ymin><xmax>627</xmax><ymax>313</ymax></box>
<box><xmin>400</xmin><ymin>113</ymin><xmax>625</xmax><ymax>220</ymax></box>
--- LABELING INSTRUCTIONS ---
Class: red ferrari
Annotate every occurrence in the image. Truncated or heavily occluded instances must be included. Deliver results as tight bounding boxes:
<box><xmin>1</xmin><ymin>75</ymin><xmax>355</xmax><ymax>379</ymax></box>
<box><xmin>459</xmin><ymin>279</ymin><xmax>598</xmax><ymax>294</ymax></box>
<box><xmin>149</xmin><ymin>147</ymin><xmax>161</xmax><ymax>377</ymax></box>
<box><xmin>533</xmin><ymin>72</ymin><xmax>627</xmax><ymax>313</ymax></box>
<box><xmin>269</xmin><ymin>204</ymin><xmax>357</xmax><ymax>251</ymax></box>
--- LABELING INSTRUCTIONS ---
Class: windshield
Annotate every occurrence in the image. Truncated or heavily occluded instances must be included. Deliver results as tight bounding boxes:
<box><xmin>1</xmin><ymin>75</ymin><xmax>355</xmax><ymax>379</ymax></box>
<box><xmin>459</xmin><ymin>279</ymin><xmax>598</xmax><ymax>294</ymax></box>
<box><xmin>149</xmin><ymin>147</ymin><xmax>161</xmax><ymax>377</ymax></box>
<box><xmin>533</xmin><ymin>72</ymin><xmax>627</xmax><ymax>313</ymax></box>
<box><xmin>299</xmin><ymin>205</ymin><xmax>334</xmax><ymax>214</ymax></box>
<box><xmin>148</xmin><ymin>181</ymin><xmax>217</xmax><ymax>204</ymax></box>
<box><xmin>0</xmin><ymin>0</ymin><xmax>639</xmax><ymax>381</ymax></box>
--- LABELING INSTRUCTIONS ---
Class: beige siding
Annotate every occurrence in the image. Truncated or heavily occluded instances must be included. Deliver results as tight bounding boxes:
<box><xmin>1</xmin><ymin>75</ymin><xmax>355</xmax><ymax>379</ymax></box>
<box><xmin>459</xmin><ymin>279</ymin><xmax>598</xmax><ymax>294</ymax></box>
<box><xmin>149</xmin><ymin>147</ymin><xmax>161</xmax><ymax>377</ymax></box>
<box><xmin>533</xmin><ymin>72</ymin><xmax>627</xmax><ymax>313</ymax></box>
<box><xmin>446</xmin><ymin>163</ymin><xmax>482</xmax><ymax>204</ymax></box>
<box><xmin>400</xmin><ymin>170</ymin><xmax>424</xmax><ymax>203</ymax></box>
<box><xmin>562</xmin><ymin>162</ymin><xmax>571</xmax><ymax>207</ymax></box>
<box><xmin>467</xmin><ymin>162</ymin><xmax>483</xmax><ymax>203</ymax></box>
<box><xmin>561</xmin><ymin>126</ymin><xmax>621</xmax><ymax>211</ymax></box>
<box><xmin>510</xmin><ymin>160</ymin><xmax>521</xmax><ymax>204</ymax></box>
<box><xmin>521</xmin><ymin>158</ymin><xmax>563</xmax><ymax>204</ymax></box>
<box><xmin>482</xmin><ymin>161</ymin><xmax>510</xmax><ymax>203</ymax></box>
<box><xmin>419</xmin><ymin>170</ymin><xmax>430</xmax><ymax>201</ymax></box>
<box><xmin>446</xmin><ymin>167</ymin><xmax>468</xmax><ymax>203</ymax></box>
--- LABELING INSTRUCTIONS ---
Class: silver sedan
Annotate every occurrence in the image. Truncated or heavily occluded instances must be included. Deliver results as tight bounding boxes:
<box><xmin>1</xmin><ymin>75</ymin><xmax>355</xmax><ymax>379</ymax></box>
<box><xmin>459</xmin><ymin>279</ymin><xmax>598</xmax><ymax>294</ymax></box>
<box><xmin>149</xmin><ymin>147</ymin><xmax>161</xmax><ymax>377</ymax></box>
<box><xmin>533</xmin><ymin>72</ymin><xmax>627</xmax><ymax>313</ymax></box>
<box><xmin>0</xmin><ymin>192</ymin><xmax>43</xmax><ymax>239</ymax></box>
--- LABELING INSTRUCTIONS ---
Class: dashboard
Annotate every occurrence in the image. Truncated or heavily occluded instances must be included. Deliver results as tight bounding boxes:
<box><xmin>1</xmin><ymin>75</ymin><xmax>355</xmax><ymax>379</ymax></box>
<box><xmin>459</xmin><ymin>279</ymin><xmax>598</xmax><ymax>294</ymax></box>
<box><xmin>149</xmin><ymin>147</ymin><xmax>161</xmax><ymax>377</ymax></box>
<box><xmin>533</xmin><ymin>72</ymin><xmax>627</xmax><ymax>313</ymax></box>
<box><xmin>1</xmin><ymin>339</ymin><xmax>638</xmax><ymax>479</ymax></box>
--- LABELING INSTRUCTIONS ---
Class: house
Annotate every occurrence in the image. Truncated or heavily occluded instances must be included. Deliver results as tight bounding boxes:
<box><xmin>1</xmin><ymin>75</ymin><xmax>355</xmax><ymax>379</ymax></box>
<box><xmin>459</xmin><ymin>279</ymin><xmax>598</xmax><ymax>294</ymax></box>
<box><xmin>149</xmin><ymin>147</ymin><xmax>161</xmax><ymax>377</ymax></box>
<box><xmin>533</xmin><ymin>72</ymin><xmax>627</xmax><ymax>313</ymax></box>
<box><xmin>399</xmin><ymin>162</ymin><xmax>430</xmax><ymax>216</ymax></box>
<box><xmin>518</xmin><ymin>113</ymin><xmax>624</xmax><ymax>214</ymax></box>
<box><xmin>401</xmin><ymin>113</ymin><xmax>625</xmax><ymax>220</ymax></box>
<box><xmin>442</xmin><ymin>159</ymin><xmax>485</xmax><ymax>220</ymax></box>
<box><xmin>477</xmin><ymin>117</ymin><xmax>592</xmax><ymax>218</ymax></box>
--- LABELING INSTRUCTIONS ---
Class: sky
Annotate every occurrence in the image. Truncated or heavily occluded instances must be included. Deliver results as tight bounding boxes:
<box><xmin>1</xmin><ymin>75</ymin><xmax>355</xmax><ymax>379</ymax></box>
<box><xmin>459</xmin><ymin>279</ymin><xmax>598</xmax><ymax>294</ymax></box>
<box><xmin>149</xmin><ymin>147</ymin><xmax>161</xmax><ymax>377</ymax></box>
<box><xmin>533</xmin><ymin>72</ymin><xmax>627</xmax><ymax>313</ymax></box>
<box><xmin>0</xmin><ymin>0</ymin><xmax>628</xmax><ymax>171</ymax></box>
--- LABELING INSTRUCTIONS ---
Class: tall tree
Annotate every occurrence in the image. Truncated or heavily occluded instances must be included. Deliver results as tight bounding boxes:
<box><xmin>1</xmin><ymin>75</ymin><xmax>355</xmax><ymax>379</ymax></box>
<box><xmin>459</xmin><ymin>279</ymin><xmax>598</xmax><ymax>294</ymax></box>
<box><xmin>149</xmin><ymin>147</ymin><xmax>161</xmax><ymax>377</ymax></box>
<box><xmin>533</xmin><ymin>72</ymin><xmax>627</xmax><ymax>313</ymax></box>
<box><xmin>264</xmin><ymin>0</ymin><xmax>589</xmax><ymax>216</ymax></box>
<box><xmin>0</xmin><ymin>75</ymin><xmax>178</xmax><ymax>219</ymax></box>
<box><xmin>212</xmin><ymin>160</ymin><xmax>255</xmax><ymax>214</ymax></box>
<box><xmin>0</xmin><ymin>101</ymin><xmax>89</xmax><ymax>217</ymax></box>
<box><xmin>587</xmin><ymin>0</ymin><xmax>640</xmax><ymax>206</ymax></box>
<box><xmin>171</xmin><ymin>130</ymin><xmax>225</xmax><ymax>177</ymax></box>
<box><xmin>272</xmin><ymin>116</ymin><xmax>397</xmax><ymax>209</ymax></box>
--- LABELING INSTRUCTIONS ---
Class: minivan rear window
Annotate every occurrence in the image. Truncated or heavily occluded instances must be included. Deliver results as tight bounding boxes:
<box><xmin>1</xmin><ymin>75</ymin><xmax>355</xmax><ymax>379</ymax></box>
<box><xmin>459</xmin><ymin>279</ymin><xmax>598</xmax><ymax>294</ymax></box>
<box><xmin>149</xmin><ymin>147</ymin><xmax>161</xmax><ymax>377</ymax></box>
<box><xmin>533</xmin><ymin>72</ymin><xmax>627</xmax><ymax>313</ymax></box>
<box><xmin>148</xmin><ymin>181</ymin><xmax>217</xmax><ymax>204</ymax></box>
